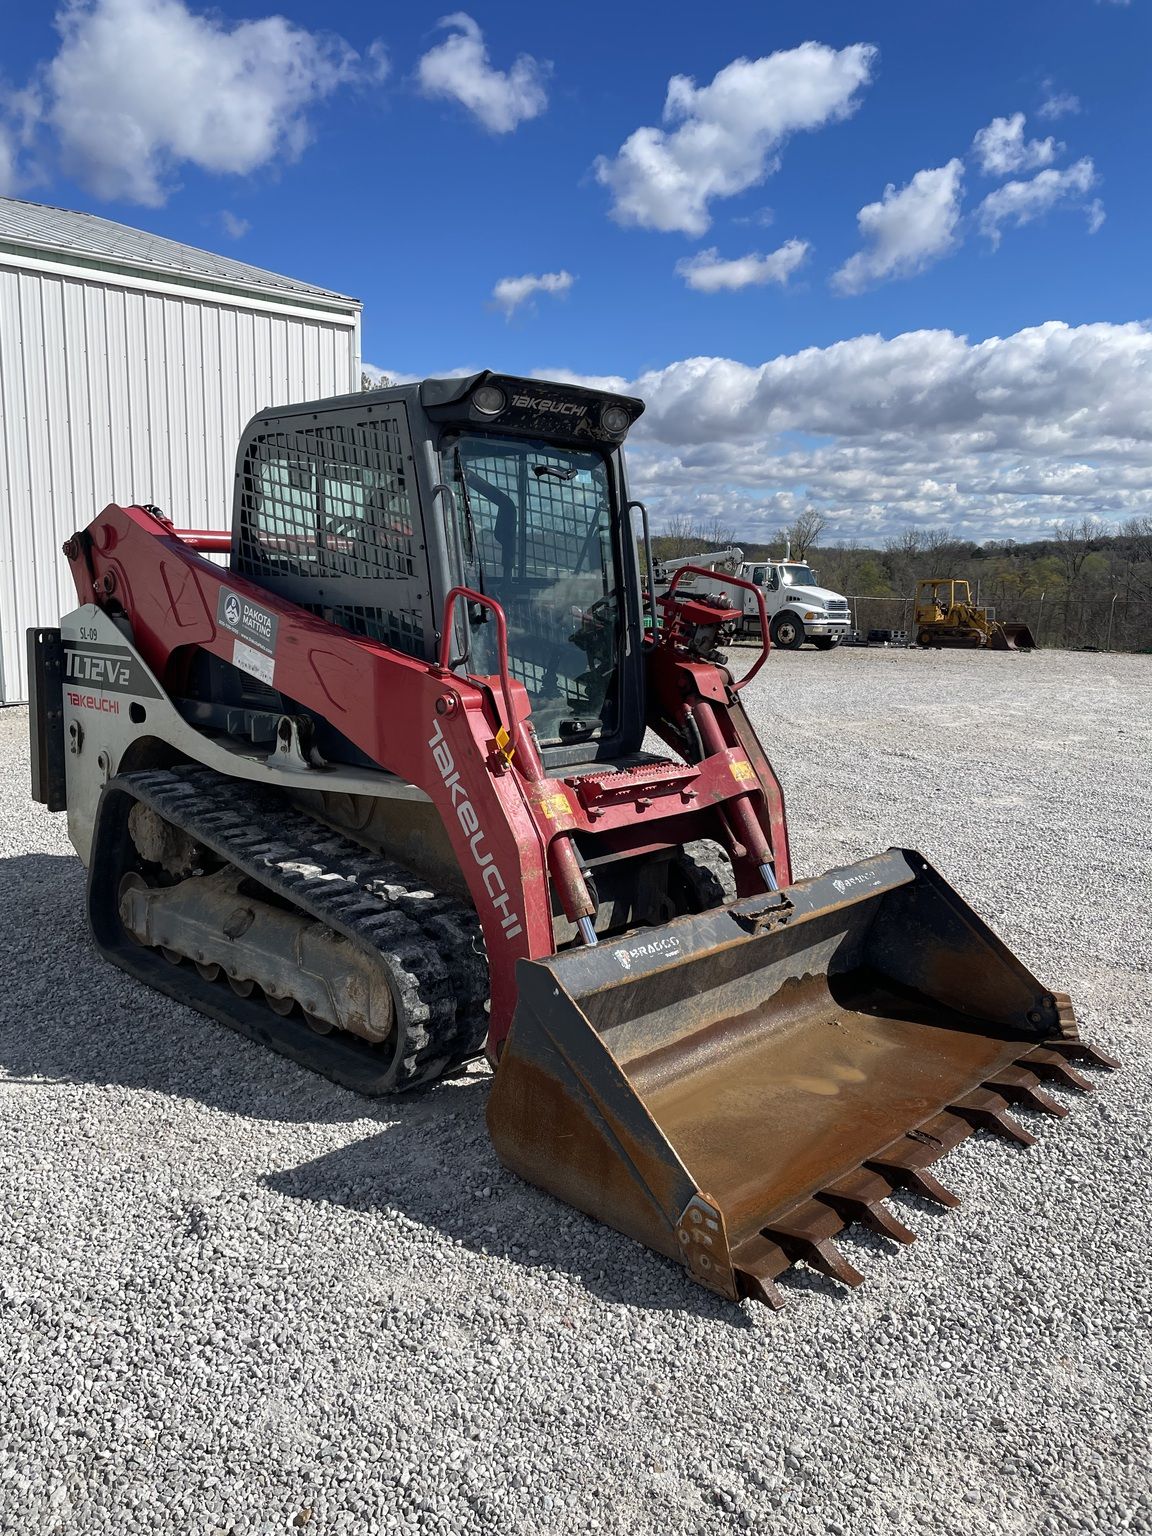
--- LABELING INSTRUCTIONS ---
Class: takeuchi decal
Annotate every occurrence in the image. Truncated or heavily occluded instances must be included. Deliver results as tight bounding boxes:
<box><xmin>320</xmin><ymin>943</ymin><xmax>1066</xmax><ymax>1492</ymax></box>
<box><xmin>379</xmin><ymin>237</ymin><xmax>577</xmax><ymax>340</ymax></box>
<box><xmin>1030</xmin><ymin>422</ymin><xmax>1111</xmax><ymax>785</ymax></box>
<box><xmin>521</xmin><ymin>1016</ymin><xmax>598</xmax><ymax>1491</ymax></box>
<box><xmin>428</xmin><ymin>717</ymin><xmax>523</xmax><ymax>941</ymax></box>
<box><xmin>510</xmin><ymin>395</ymin><xmax>587</xmax><ymax>418</ymax></box>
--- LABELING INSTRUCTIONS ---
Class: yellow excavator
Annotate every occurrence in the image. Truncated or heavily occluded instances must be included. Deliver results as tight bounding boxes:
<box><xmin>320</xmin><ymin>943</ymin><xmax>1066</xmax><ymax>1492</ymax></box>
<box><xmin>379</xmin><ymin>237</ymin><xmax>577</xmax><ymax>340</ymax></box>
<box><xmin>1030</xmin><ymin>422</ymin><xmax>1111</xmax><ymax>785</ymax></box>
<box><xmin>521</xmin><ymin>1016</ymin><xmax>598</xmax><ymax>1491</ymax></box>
<box><xmin>914</xmin><ymin>578</ymin><xmax>1037</xmax><ymax>650</ymax></box>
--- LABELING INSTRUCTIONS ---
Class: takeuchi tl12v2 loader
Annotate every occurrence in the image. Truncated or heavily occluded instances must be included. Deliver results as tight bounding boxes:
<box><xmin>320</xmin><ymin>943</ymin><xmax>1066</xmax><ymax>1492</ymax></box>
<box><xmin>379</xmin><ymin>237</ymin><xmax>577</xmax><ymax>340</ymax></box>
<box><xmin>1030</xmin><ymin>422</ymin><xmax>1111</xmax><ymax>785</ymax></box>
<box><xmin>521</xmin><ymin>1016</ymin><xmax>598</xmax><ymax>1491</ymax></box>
<box><xmin>28</xmin><ymin>373</ymin><xmax>1114</xmax><ymax>1308</ymax></box>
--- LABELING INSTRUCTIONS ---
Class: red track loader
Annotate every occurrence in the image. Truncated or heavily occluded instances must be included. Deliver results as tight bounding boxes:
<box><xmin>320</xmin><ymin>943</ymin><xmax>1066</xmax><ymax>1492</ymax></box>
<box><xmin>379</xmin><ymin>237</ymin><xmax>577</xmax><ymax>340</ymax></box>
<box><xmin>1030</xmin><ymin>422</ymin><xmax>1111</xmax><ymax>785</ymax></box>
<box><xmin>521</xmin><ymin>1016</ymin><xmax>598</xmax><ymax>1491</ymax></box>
<box><xmin>28</xmin><ymin>373</ymin><xmax>1113</xmax><ymax>1307</ymax></box>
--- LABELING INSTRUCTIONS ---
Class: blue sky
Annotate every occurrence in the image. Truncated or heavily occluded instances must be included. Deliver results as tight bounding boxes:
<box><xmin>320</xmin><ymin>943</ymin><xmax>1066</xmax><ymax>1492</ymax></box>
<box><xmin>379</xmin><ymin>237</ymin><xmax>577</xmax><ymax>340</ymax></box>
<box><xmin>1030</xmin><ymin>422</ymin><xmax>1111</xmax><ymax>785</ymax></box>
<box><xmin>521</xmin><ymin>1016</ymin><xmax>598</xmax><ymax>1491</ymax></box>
<box><xmin>3</xmin><ymin>1</ymin><xmax>1151</xmax><ymax>542</ymax></box>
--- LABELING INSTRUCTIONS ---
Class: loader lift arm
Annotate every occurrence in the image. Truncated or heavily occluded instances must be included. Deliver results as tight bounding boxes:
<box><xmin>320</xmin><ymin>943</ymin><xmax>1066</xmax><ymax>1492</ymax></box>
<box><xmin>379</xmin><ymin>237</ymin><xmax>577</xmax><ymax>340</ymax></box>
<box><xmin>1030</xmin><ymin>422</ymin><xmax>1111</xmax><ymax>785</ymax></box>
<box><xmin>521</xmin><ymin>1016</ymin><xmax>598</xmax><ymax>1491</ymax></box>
<box><xmin>62</xmin><ymin>500</ymin><xmax>790</xmax><ymax>1055</ymax></box>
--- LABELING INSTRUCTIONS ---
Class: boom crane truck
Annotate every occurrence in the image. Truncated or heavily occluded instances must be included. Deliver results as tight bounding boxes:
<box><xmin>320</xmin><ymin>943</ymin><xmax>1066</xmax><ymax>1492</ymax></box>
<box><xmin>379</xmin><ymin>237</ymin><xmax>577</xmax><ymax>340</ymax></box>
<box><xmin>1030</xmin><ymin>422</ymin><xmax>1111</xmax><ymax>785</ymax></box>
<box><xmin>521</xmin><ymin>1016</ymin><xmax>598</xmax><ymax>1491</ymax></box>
<box><xmin>28</xmin><ymin>372</ymin><xmax>1112</xmax><ymax>1308</ymax></box>
<box><xmin>652</xmin><ymin>547</ymin><xmax>851</xmax><ymax>649</ymax></box>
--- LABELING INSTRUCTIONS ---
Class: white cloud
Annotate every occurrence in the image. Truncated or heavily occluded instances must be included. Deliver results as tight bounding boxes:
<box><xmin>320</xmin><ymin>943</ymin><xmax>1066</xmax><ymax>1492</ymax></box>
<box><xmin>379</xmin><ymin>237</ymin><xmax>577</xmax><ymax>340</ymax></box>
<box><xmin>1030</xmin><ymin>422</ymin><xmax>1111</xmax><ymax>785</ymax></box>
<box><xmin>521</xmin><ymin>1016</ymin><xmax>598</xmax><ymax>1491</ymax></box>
<box><xmin>594</xmin><ymin>41</ymin><xmax>875</xmax><ymax>236</ymax></box>
<box><xmin>676</xmin><ymin>240</ymin><xmax>810</xmax><ymax>293</ymax></box>
<box><xmin>219</xmin><ymin>210</ymin><xmax>249</xmax><ymax>239</ymax></box>
<box><xmin>1086</xmin><ymin>198</ymin><xmax>1106</xmax><ymax>234</ymax></box>
<box><xmin>971</xmin><ymin>112</ymin><xmax>1060</xmax><ymax>176</ymax></box>
<box><xmin>1038</xmin><ymin>88</ymin><xmax>1080</xmax><ymax>122</ymax></box>
<box><xmin>544</xmin><ymin>321</ymin><xmax>1152</xmax><ymax>542</ymax></box>
<box><xmin>832</xmin><ymin>160</ymin><xmax>964</xmax><ymax>294</ymax></box>
<box><xmin>977</xmin><ymin>157</ymin><xmax>1098</xmax><ymax>247</ymax></box>
<box><xmin>0</xmin><ymin>125</ymin><xmax>17</xmax><ymax>195</ymax></box>
<box><xmin>35</xmin><ymin>0</ymin><xmax>372</xmax><ymax>205</ymax></box>
<box><xmin>0</xmin><ymin>81</ymin><xmax>46</xmax><ymax>192</ymax></box>
<box><xmin>491</xmin><ymin>269</ymin><xmax>573</xmax><ymax>317</ymax></box>
<box><xmin>417</xmin><ymin>13</ymin><xmax>548</xmax><ymax>134</ymax></box>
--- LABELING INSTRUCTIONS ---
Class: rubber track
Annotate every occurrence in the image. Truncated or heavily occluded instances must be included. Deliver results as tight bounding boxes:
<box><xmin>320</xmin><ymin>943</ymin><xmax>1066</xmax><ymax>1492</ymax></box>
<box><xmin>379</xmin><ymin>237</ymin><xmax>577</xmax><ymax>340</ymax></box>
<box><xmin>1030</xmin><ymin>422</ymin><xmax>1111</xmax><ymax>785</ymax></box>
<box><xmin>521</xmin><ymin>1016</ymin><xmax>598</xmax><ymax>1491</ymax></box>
<box><xmin>675</xmin><ymin>840</ymin><xmax>737</xmax><ymax>910</ymax></box>
<box><xmin>116</xmin><ymin>766</ymin><xmax>488</xmax><ymax>1088</ymax></box>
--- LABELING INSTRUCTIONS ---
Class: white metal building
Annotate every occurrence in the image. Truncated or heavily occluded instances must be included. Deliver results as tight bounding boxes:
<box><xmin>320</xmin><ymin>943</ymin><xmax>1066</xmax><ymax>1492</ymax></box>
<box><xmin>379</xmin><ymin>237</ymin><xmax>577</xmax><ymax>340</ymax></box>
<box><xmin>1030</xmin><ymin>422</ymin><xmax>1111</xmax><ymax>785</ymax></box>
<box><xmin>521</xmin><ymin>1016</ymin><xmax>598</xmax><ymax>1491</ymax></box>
<box><xmin>0</xmin><ymin>197</ymin><xmax>362</xmax><ymax>702</ymax></box>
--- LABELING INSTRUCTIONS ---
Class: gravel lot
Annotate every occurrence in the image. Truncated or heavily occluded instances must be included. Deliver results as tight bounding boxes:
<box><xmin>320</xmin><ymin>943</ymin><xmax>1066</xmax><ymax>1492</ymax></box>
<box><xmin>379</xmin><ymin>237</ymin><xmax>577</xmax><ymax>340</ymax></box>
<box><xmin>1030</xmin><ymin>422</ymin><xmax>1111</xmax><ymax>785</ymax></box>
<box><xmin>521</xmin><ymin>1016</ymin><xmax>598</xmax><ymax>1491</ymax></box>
<box><xmin>1</xmin><ymin>646</ymin><xmax>1149</xmax><ymax>1536</ymax></box>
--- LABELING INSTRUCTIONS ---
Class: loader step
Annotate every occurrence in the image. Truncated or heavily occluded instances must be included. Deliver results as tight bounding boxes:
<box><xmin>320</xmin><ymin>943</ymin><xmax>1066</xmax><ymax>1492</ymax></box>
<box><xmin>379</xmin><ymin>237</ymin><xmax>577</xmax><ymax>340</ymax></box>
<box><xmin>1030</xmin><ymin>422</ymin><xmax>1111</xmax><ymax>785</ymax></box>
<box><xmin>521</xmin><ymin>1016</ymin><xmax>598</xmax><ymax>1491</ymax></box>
<box><xmin>87</xmin><ymin>766</ymin><xmax>488</xmax><ymax>1092</ymax></box>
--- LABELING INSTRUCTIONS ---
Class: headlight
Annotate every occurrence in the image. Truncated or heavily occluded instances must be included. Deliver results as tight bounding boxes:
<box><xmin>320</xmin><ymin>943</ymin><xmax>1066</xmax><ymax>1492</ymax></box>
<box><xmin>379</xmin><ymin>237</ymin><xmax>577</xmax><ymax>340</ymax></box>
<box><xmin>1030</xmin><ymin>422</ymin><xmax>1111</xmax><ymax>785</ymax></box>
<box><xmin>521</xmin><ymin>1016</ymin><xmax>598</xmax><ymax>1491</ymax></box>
<box><xmin>473</xmin><ymin>385</ymin><xmax>506</xmax><ymax>415</ymax></box>
<box><xmin>803</xmin><ymin>611</ymin><xmax>818</xmax><ymax>620</ymax></box>
<box><xmin>601</xmin><ymin>404</ymin><xmax>630</xmax><ymax>435</ymax></box>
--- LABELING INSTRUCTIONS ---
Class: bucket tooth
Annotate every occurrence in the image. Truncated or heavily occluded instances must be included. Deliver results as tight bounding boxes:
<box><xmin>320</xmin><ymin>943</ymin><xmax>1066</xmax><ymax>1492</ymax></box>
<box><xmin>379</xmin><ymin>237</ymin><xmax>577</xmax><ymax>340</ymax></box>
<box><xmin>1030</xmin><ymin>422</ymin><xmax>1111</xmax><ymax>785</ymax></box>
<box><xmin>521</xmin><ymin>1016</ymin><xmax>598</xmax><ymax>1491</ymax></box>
<box><xmin>765</xmin><ymin>1203</ymin><xmax>866</xmax><ymax>1290</ymax></box>
<box><xmin>1020</xmin><ymin>1047</ymin><xmax>1094</xmax><ymax>1092</ymax></box>
<box><xmin>866</xmin><ymin>1143</ymin><xmax>962</xmax><ymax>1209</ymax></box>
<box><xmin>949</xmin><ymin>1088</ymin><xmax>1037</xmax><ymax>1146</ymax></box>
<box><xmin>984</xmin><ymin>1065</ymin><xmax>1068</xmax><ymax>1118</ymax></box>
<box><xmin>816</xmin><ymin>1168</ymin><xmax>917</xmax><ymax>1245</ymax></box>
<box><xmin>732</xmin><ymin>1234</ymin><xmax>790</xmax><ymax>1310</ymax></box>
<box><xmin>1043</xmin><ymin>1037</ymin><xmax>1120</xmax><ymax>1072</ymax></box>
<box><xmin>737</xmin><ymin>1271</ymin><xmax>787</xmax><ymax>1310</ymax></box>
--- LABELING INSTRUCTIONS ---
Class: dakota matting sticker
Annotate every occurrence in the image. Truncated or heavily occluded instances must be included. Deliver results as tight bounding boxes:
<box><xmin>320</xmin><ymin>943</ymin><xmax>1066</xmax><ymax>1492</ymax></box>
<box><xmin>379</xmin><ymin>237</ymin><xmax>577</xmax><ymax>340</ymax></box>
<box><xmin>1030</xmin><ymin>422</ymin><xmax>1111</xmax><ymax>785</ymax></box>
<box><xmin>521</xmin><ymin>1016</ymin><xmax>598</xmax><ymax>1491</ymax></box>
<box><xmin>217</xmin><ymin>588</ymin><xmax>279</xmax><ymax>655</ymax></box>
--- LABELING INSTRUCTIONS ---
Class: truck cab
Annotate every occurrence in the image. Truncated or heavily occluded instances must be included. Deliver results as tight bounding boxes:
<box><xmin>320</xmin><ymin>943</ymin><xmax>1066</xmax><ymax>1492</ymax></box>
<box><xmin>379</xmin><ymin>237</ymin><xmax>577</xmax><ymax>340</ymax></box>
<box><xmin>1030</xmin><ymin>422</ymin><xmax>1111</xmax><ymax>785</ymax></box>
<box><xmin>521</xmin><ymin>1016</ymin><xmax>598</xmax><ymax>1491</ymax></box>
<box><xmin>739</xmin><ymin>560</ymin><xmax>851</xmax><ymax>650</ymax></box>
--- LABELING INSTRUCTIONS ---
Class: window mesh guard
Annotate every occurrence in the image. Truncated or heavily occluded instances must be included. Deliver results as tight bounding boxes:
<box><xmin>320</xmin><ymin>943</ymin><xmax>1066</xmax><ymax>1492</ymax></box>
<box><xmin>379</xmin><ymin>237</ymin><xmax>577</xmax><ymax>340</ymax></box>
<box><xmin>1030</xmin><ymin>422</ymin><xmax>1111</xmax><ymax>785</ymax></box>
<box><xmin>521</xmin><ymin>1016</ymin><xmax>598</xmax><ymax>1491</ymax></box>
<box><xmin>235</xmin><ymin>417</ymin><xmax>427</xmax><ymax>655</ymax></box>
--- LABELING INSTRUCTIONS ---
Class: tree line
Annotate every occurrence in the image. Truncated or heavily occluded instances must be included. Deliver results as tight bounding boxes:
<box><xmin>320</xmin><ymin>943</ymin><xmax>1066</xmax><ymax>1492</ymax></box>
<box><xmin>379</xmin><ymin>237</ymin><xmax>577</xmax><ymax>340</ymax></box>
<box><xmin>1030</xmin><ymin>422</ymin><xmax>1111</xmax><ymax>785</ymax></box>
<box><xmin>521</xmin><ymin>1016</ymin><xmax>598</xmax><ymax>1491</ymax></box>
<box><xmin>652</xmin><ymin>511</ymin><xmax>1152</xmax><ymax>652</ymax></box>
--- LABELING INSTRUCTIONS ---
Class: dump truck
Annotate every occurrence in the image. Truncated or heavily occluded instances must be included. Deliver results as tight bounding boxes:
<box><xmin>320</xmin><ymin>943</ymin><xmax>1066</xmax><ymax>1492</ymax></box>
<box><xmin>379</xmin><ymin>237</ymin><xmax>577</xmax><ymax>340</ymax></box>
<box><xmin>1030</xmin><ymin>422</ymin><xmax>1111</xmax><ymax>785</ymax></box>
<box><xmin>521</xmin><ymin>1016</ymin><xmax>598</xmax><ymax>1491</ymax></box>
<box><xmin>653</xmin><ymin>547</ymin><xmax>851</xmax><ymax>649</ymax></box>
<box><xmin>28</xmin><ymin>372</ymin><xmax>1112</xmax><ymax>1309</ymax></box>
<box><xmin>914</xmin><ymin>578</ymin><xmax>1037</xmax><ymax>650</ymax></box>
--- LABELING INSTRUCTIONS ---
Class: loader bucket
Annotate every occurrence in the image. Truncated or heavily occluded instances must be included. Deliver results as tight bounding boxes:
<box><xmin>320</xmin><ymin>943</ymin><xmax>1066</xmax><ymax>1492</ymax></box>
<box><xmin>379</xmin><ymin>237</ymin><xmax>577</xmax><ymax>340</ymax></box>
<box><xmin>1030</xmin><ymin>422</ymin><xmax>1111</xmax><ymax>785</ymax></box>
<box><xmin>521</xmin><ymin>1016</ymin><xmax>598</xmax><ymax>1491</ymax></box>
<box><xmin>990</xmin><ymin>622</ymin><xmax>1037</xmax><ymax>651</ymax></box>
<box><xmin>487</xmin><ymin>849</ymin><xmax>1114</xmax><ymax>1307</ymax></box>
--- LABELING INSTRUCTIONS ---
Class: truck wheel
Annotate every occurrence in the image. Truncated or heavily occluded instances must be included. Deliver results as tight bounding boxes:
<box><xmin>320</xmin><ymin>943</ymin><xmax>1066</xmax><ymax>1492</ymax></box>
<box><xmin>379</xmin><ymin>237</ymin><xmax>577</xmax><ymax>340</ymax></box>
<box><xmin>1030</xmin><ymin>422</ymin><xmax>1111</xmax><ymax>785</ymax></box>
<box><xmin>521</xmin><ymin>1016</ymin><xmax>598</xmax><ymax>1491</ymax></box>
<box><xmin>770</xmin><ymin>613</ymin><xmax>804</xmax><ymax>650</ymax></box>
<box><xmin>812</xmin><ymin>636</ymin><xmax>840</xmax><ymax>651</ymax></box>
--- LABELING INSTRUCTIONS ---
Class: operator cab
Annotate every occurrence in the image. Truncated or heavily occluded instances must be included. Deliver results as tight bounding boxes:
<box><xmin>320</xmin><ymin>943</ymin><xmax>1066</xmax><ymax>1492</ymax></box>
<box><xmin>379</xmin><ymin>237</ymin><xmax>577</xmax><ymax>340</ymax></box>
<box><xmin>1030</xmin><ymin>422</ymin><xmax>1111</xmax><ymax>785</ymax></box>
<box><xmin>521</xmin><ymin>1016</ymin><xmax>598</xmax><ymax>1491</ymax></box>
<box><xmin>229</xmin><ymin>371</ymin><xmax>648</xmax><ymax>772</ymax></box>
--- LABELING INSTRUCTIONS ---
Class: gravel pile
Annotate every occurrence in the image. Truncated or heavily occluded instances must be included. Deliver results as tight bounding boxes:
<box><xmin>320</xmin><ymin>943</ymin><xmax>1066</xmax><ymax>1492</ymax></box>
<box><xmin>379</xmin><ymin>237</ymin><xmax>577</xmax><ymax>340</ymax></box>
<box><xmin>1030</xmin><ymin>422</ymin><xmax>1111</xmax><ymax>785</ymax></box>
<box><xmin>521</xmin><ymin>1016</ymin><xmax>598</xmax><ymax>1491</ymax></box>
<box><xmin>1</xmin><ymin>646</ymin><xmax>1148</xmax><ymax>1535</ymax></box>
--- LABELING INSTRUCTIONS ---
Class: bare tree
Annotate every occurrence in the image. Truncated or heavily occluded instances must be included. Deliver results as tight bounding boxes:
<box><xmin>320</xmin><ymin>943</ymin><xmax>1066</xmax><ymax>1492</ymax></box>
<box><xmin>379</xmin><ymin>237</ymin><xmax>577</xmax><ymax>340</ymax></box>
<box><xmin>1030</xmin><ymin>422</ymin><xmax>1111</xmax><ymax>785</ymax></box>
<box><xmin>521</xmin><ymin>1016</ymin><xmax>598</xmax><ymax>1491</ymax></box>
<box><xmin>703</xmin><ymin>516</ymin><xmax>738</xmax><ymax>551</ymax></box>
<box><xmin>659</xmin><ymin>515</ymin><xmax>698</xmax><ymax>558</ymax></box>
<box><xmin>1053</xmin><ymin>516</ymin><xmax>1110</xmax><ymax>587</ymax></box>
<box><xmin>922</xmin><ymin>526</ymin><xmax>959</xmax><ymax>558</ymax></box>
<box><xmin>788</xmin><ymin>507</ymin><xmax>828</xmax><ymax>561</ymax></box>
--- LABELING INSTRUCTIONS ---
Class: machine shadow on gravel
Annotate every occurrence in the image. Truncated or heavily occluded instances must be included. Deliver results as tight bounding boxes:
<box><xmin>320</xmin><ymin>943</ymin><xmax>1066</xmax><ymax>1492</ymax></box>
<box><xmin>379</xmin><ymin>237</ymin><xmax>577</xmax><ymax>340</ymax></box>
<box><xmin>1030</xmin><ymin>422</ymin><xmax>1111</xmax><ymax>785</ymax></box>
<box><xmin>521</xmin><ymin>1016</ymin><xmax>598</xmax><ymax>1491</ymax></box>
<box><xmin>0</xmin><ymin>853</ymin><xmax>366</xmax><ymax>1125</ymax></box>
<box><xmin>262</xmin><ymin>1110</ymin><xmax>958</xmax><ymax>1319</ymax></box>
<box><xmin>263</xmin><ymin>1119</ymin><xmax>765</xmax><ymax>1323</ymax></box>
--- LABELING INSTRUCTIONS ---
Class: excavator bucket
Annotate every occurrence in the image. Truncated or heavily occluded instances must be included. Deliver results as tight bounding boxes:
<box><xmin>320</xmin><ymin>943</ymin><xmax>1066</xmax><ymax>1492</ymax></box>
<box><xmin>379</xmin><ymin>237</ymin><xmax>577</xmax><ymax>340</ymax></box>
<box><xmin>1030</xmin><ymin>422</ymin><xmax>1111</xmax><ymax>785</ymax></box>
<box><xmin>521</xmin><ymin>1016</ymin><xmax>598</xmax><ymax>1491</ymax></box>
<box><xmin>990</xmin><ymin>622</ymin><xmax>1037</xmax><ymax>651</ymax></box>
<box><xmin>487</xmin><ymin>849</ymin><xmax>1114</xmax><ymax>1307</ymax></box>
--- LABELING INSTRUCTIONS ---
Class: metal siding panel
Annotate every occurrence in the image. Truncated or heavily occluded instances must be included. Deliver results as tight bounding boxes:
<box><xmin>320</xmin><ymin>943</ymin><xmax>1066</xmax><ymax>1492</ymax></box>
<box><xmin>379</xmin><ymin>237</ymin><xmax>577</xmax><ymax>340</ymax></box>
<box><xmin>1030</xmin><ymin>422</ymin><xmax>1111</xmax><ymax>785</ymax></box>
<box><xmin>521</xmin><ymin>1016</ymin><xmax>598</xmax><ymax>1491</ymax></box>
<box><xmin>0</xmin><ymin>268</ymin><xmax>32</xmax><ymax>700</ymax></box>
<box><xmin>17</xmin><ymin>273</ymin><xmax>54</xmax><ymax>700</ymax></box>
<box><xmin>198</xmin><ymin>303</ymin><xmax>223</xmax><ymax>523</ymax></box>
<box><xmin>284</xmin><ymin>319</ymin><xmax>303</xmax><ymax>403</ymax></box>
<box><xmin>252</xmin><ymin>310</ymin><xmax>272</xmax><ymax>416</ymax></box>
<box><xmin>103</xmin><ymin>286</ymin><xmax>133</xmax><ymax>507</ymax></box>
<box><xmin>61</xmin><ymin>278</ymin><xmax>94</xmax><ymax>599</ymax></box>
<box><xmin>301</xmin><ymin>320</ymin><xmax>320</xmax><ymax>400</ymax></box>
<box><xmin>82</xmin><ymin>284</ymin><xmax>113</xmax><ymax>510</ymax></box>
<box><xmin>269</xmin><ymin>314</ymin><xmax>289</xmax><ymax>404</ymax></box>
<box><xmin>161</xmin><ymin>295</ymin><xmax>184</xmax><ymax>512</ymax></box>
<box><xmin>128</xmin><ymin>289</ymin><xmax>157</xmax><ymax>501</ymax></box>
<box><xmin>175</xmin><ymin>299</ymin><xmax>200</xmax><ymax>520</ymax></box>
<box><xmin>217</xmin><ymin>306</ymin><xmax>241</xmax><ymax>517</ymax></box>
